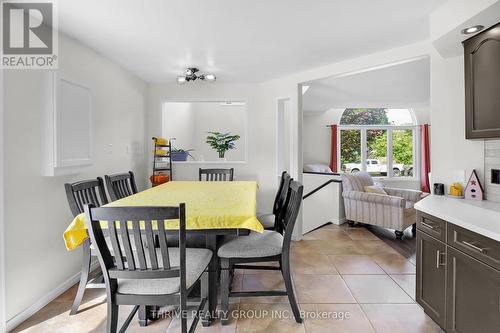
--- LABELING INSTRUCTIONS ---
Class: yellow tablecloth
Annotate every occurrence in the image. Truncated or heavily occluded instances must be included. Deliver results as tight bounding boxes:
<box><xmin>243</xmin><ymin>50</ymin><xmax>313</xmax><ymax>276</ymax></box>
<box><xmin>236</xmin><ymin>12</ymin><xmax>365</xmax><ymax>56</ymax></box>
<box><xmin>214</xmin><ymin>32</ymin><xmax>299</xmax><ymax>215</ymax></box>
<box><xmin>63</xmin><ymin>181</ymin><xmax>263</xmax><ymax>250</ymax></box>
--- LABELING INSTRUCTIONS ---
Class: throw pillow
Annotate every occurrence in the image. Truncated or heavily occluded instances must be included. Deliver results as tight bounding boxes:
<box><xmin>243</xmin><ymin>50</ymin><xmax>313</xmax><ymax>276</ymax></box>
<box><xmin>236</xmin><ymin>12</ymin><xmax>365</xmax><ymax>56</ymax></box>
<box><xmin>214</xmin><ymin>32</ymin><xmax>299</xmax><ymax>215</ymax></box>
<box><xmin>364</xmin><ymin>185</ymin><xmax>387</xmax><ymax>195</ymax></box>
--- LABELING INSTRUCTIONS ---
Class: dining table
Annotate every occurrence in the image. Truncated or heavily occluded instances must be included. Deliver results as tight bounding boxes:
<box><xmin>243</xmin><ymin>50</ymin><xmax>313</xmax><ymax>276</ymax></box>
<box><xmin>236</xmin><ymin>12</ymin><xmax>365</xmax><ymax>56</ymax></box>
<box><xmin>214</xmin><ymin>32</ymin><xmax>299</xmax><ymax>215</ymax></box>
<box><xmin>63</xmin><ymin>180</ymin><xmax>264</xmax><ymax>326</ymax></box>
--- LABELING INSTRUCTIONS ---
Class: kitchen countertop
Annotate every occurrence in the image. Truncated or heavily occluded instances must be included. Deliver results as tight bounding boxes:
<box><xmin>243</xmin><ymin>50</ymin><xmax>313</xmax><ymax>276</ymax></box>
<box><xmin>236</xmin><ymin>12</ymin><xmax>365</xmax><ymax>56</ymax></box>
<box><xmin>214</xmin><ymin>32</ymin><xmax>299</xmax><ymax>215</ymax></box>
<box><xmin>414</xmin><ymin>195</ymin><xmax>500</xmax><ymax>242</ymax></box>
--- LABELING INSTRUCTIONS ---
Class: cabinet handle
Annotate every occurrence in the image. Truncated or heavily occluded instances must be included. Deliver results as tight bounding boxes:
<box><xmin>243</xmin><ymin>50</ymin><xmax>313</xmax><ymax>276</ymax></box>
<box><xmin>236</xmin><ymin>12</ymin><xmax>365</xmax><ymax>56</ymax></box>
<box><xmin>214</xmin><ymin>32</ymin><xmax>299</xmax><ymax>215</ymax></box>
<box><xmin>436</xmin><ymin>250</ymin><xmax>446</xmax><ymax>268</ymax></box>
<box><xmin>461</xmin><ymin>240</ymin><xmax>485</xmax><ymax>253</ymax></box>
<box><xmin>421</xmin><ymin>221</ymin><xmax>435</xmax><ymax>230</ymax></box>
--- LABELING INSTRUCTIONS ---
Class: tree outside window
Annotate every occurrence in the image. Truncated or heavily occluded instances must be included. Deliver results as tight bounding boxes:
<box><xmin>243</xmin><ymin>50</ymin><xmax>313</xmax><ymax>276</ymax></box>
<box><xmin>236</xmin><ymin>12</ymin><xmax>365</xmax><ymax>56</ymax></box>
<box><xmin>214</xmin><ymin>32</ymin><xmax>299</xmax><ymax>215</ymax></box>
<box><xmin>339</xmin><ymin>108</ymin><xmax>416</xmax><ymax>177</ymax></box>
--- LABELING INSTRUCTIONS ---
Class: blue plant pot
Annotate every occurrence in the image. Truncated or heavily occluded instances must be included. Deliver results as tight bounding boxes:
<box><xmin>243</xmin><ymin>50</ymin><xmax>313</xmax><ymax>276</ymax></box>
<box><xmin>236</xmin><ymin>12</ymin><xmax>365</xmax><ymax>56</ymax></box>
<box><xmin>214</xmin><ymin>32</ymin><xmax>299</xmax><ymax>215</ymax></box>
<box><xmin>171</xmin><ymin>151</ymin><xmax>188</xmax><ymax>161</ymax></box>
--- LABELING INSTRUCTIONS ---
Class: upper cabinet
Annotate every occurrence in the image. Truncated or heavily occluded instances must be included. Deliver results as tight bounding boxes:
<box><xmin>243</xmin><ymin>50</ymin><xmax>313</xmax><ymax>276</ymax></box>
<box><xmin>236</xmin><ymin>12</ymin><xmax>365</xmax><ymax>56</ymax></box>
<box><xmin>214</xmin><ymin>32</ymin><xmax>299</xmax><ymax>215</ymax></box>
<box><xmin>464</xmin><ymin>23</ymin><xmax>500</xmax><ymax>139</ymax></box>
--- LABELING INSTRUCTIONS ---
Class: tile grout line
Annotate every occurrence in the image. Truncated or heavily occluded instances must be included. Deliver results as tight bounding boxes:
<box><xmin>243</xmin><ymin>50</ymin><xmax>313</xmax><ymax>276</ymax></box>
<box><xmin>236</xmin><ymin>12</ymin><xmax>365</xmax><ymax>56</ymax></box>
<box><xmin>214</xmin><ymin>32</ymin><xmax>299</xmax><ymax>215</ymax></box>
<box><xmin>386</xmin><ymin>274</ymin><xmax>415</xmax><ymax>302</ymax></box>
<box><xmin>342</xmin><ymin>223</ymin><xmax>391</xmax><ymax>333</ymax></box>
<box><xmin>327</xmin><ymin>253</ymin><xmax>387</xmax><ymax>275</ymax></box>
<box><xmin>332</xmin><ymin>246</ymin><xmax>380</xmax><ymax>333</ymax></box>
<box><xmin>370</xmin><ymin>259</ymin><xmax>416</xmax><ymax>276</ymax></box>
<box><xmin>337</xmin><ymin>271</ymin><xmax>363</xmax><ymax>305</ymax></box>
<box><xmin>357</xmin><ymin>303</ymin><xmax>379</xmax><ymax>333</ymax></box>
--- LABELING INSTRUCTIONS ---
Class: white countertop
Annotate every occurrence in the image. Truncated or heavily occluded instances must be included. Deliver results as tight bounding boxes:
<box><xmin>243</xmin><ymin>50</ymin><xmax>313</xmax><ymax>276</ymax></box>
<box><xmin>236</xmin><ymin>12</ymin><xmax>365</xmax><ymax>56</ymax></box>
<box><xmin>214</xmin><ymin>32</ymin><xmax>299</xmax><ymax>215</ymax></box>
<box><xmin>414</xmin><ymin>195</ymin><xmax>500</xmax><ymax>242</ymax></box>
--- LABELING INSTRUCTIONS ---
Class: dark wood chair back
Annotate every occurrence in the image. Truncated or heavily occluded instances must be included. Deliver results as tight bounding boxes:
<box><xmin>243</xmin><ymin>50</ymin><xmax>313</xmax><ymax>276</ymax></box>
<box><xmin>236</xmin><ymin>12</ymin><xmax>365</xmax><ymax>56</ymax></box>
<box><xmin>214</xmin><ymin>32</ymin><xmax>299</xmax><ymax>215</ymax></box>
<box><xmin>199</xmin><ymin>168</ymin><xmax>234</xmax><ymax>181</ymax></box>
<box><xmin>105</xmin><ymin>171</ymin><xmax>138</xmax><ymax>201</ymax></box>
<box><xmin>65</xmin><ymin>178</ymin><xmax>109</xmax><ymax>217</ymax></box>
<box><xmin>273</xmin><ymin>172</ymin><xmax>292</xmax><ymax>216</ymax></box>
<box><xmin>278</xmin><ymin>180</ymin><xmax>304</xmax><ymax>242</ymax></box>
<box><xmin>85</xmin><ymin>204</ymin><xmax>186</xmax><ymax>282</ymax></box>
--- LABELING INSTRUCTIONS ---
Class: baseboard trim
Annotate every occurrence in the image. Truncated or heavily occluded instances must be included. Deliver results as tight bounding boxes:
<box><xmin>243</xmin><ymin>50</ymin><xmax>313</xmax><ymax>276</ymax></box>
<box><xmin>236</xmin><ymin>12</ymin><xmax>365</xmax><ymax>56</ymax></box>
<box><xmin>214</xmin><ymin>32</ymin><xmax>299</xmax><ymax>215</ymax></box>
<box><xmin>330</xmin><ymin>217</ymin><xmax>347</xmax><ymax>225</ymax></box>
<box><xmin>6</xmin><ymin>262</ymin><xmax>100</xmax><ymax>332</ymax></box>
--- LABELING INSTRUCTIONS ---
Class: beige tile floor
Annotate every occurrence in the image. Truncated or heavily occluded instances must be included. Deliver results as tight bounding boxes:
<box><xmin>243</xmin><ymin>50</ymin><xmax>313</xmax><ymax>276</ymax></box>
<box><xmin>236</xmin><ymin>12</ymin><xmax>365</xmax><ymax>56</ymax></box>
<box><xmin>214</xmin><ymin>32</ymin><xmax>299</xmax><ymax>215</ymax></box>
<box><xmin>12</xmin><ymin>224</ymin><xmax>443</xmax><ymax>333</ymax></box>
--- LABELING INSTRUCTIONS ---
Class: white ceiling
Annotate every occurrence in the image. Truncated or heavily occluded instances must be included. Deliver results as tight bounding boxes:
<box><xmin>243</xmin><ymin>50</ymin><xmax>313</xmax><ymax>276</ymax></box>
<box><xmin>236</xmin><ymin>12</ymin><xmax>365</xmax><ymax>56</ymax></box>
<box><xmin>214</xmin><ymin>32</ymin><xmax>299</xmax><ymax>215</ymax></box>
<box><xmin>432</xmin><ymin>1</ymin><xmax>500</xmax><ymax>58</ymax></box>
<box><xmin>58</xmin><ymin>0</ymin><xmax>445</xmax><ymax>83</ymax></box>
<box><xmin>302</xmin><ymin>57</ymin><xmax>430</xmax><ymax>112</ymax></box>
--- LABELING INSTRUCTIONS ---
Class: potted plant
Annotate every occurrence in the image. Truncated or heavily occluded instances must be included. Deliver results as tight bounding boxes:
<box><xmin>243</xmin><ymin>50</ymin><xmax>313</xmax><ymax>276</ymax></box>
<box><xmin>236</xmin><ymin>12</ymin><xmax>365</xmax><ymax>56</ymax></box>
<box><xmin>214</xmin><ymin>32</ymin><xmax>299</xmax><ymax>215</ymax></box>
<box><xmin>206</xmin><ymin>131</ymin><xmax>240</xmax><ymax>159</ymax></box>
<box><xmin>170</xmin><ymin>148</ymin><xmax>194</xmax><ymax>161</ymax></box>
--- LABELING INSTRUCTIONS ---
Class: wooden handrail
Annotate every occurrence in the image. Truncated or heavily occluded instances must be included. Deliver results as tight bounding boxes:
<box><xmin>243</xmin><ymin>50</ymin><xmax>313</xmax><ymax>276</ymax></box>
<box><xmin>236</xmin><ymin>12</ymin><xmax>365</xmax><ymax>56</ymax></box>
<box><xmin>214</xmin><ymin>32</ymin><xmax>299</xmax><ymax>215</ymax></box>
<box><xmin>303</xmin><ymin>179</ymin><xmax>340</xmax><ymax>199</ymax></box>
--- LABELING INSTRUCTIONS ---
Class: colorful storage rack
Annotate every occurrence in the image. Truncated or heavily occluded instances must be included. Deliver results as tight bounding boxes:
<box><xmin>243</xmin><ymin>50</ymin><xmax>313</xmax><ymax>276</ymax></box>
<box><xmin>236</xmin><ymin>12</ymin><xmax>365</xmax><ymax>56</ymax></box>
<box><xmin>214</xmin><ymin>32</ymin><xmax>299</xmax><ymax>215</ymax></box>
<box><xmin>151</xmin><ymin>137</ymin><xmax>172</xmax><ymax>186</ymax></box>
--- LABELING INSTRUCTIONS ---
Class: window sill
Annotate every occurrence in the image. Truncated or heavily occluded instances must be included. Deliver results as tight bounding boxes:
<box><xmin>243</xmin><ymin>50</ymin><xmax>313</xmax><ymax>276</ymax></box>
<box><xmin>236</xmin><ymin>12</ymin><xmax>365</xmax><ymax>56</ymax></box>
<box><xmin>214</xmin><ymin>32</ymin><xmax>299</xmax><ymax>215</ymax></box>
<box><xmin>338</xmin><ymin>173</ymin><xmax>417</xmax><ymax>181</ymax></box>
<box><xmin>372</xmin><ymin>177</ymin><xmax>418</xmax><ymax>181</ymax></box>
<box><xmin>172</xmin><ymin>160</ymin><xmax>247</xmax><ymax>165</ymax></box>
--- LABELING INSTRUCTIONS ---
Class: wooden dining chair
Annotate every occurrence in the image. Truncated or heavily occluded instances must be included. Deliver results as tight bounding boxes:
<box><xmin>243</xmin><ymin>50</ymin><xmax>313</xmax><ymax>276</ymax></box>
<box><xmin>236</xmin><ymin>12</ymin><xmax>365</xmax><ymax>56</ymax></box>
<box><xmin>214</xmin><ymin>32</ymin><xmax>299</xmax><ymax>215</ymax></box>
<box><xmin>105</xmin><ymin>171</ymin><xmax>138</xmax><ymax>201</ymax></box>
<box><xmin>199</xmin><ymin>168</ymin><xmax>234</xmax><ymax>181</ymax></box>
<box><xmin>218</xmin><ymin>180</ymin><xmax>304</xmax><ymax>325</ymax></box>
<box><xmin>257</xmin><ymin>171</ymin><xmax>292</xmax><ymax>230</ymax></box>
<box><xmin>64</xmin><ymin>178</ymin><xmax>109</xmax><ymax>315</ymax></box>
<box><xmin>85</xmin><ymin>204</ymin><xmax>211</xmax><ymax>333</ymax></box>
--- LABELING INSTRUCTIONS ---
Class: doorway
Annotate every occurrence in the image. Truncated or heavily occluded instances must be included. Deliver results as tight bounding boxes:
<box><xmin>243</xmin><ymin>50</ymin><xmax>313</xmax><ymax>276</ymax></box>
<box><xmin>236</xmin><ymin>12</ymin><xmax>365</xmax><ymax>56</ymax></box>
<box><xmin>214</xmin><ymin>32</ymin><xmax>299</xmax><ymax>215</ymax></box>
<box><xmin>276</xmin><ymin>97</ymin><xmax>292</xmax><ymax>178</ymax></box>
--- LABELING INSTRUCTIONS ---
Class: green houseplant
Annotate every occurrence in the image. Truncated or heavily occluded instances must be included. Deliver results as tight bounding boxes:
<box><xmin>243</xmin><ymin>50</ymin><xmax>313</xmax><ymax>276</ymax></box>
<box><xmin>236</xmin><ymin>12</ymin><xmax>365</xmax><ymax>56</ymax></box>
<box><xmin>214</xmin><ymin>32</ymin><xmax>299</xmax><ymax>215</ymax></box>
<box><xmin>170</xmin><ymin>147</ymin><xmax>194</xmax><ymax>161</ymax></box>
<box><xmin>206</xmin><ymin>131</ymin><xmax>240</xmax><ymax>158</ymax></box>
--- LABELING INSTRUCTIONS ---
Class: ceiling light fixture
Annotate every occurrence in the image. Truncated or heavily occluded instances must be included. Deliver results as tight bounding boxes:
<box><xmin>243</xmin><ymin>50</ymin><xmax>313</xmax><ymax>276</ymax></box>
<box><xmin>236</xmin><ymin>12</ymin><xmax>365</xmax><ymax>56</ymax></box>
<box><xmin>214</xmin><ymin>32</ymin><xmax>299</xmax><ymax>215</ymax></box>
<box><xmin>461</xmin><ymin>25</ymin><xmax>484</xmax><ymax>35</ymax></box>
<box><xmin>176</xmin><ymin>67</ymin><xmax>216</xmax><ymax>84</ymax></box>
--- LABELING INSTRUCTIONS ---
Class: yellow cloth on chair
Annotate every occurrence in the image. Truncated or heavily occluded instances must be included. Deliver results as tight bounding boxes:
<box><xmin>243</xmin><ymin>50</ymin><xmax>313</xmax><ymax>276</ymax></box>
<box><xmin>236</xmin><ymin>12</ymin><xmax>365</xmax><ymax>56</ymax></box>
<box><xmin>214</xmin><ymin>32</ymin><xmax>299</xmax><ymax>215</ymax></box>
<box><xmin>63</xmin><ymin>181</ymin><xmax>263</xmax><ymax>250</ymax></box>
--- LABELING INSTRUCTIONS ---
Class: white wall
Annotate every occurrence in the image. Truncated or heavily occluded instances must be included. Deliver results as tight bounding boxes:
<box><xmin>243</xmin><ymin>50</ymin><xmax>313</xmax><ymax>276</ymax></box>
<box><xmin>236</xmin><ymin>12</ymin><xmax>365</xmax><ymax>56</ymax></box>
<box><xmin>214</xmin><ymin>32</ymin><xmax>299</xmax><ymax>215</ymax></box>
<box><xmin>192</xmin><ymin>103</ymin><xmax>246</xmax><ymax>161</ymax></box>
<box><xmin>0</xmin><ymin>67</ymin><xmax>6</xmax><ymax>332</ymax></box>
<box><xmin>147</xmin><ymin>83</ymin><xmax>278</xmax><ymax>213</ymax></box>
<box><xmin>431</xmin><ymin>0</ymin><xmax>500</xmax><ymax>58</ymax></box>
<box><xmin>276</xmin><ymin>98</ymin><xmax>292</xmax><ymax>174</ymax></box>
<box><xmin>3</xmin><ymin>34</ymin><xmax>147</xmax><ymax>324</ymax></box>
<box><xmin>303</xmin><ymin>109</ymin><xmax>344</xmax><ymax>166</ymax></box>
<box><xmin>162</xmin><ymin>102</ymin><xmax>195</xmax><ymax>151</ymax></box>
<box><xmin>163</xmin><ymin>102</ymin><xmax>246</xmax><ymax>161</ymax></box>
<box><xmin>427</xmin><ymin>0</ymin><xmax>500</xmax><ymax>187</ymax></box>
<box><xmin>429</xmin><ymin>52</ymin><xmax>484</xmax><ymax>187</ymax></box>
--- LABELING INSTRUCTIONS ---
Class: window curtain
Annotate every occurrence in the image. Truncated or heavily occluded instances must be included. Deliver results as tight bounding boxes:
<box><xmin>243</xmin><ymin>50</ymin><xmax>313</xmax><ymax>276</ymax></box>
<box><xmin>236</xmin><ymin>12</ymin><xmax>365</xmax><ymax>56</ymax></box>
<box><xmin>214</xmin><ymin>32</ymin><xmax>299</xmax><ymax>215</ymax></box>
<box><xmin>329</xmin><ymin>124</ymin><xmax>338</xmax><ymax>173</ymax></box>
<box><xmin>421</xmin><ymin>124</ymin><xmax>431</xmax><ymax>193</ymax></box>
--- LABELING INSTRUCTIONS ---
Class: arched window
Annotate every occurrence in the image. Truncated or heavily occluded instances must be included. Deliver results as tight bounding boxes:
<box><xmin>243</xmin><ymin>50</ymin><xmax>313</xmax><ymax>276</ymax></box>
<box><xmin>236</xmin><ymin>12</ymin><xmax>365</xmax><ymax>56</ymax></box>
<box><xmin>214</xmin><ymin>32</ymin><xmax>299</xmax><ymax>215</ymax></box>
<box><xmin>339</xmin><ymin>108</ymin><xmax>417</xmax><ymax>178</ymax></box>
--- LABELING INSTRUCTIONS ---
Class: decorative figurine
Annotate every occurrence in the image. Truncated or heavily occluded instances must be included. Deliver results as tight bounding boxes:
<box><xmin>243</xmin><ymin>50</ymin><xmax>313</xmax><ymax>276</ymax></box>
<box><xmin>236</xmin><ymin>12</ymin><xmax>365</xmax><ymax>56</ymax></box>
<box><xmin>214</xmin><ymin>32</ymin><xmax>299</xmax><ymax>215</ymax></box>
<box><xmin>464</xmin><ymin>169</ymin><xmax>484</xmax><ymax>201</ymax></box>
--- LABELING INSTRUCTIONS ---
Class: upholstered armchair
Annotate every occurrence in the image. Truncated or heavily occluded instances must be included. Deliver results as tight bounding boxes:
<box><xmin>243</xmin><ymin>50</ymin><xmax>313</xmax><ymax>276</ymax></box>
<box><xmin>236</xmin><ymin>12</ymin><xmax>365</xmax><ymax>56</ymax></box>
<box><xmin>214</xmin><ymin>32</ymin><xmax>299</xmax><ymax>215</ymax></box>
<box><xmin>341</xmin><ymin>172</ymin><xmax>422</xmax><ymax>238</ymax></box>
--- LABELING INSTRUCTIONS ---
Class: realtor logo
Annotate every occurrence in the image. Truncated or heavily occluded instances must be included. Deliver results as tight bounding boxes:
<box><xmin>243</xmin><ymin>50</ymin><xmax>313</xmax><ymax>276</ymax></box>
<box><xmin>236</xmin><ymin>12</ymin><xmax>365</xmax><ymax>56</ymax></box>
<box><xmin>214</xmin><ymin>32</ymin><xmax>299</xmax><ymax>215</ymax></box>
<box><xmin>1</xmin><ymin>0</ymin><xmax>58</xmax><ymax>69</ymax></box>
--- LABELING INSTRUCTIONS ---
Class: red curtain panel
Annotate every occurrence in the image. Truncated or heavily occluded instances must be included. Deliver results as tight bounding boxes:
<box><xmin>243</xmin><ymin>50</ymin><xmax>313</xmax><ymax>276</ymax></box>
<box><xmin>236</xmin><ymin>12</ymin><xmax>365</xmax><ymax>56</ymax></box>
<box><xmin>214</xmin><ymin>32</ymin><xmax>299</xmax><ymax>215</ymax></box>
<box><xmin>330</xmin><ymin>124</ymin><xmax>338</xmax><ymax>173</ymax></box>
<box><xmin>421</xmin><ymin>124</ymin><xmax>431</xmax><ymax>193</ymax></box>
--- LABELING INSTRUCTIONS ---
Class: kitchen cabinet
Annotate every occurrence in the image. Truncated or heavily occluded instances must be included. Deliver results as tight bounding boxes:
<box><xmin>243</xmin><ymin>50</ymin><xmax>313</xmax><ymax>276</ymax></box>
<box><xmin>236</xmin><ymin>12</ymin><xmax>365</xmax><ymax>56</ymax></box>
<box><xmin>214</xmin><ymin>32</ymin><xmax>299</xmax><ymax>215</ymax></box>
<box><xmin>464</xmin><ymin>22</ymin><xmax>500</xmax><ymax>139</ymax></box>
<box><xmin>446</xmin><ymin>247</ymin><xmax>500</xmax><ymax>333</ymax></box>
<box><xmin>416</xmin><ymin>212</ymin><xmax>500</xmax><ymax>333</ymax></box>
<box><xmin>416</xmin><ymin>230</ymin><xmax>447</xmax><ymax>329</ymax></box>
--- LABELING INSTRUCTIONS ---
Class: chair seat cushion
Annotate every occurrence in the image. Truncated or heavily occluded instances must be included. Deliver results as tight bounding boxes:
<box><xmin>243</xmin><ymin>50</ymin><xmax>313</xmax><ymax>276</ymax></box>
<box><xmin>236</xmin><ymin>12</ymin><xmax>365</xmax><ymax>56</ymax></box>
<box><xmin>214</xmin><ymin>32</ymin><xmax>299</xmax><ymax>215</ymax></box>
<box><xmin>217</xmin><ymin>230</ymin><xmax>283</xmax><ymax>258</ymax></box>
<box><xmin>257</xmin><ymin>213</ymin><xmax>276</xmax><ymax>229</ymax></box>
<box><xmin>117</xmin><ymin>247</ymin><xmax>212</xmax><ymax>295</ymax></box>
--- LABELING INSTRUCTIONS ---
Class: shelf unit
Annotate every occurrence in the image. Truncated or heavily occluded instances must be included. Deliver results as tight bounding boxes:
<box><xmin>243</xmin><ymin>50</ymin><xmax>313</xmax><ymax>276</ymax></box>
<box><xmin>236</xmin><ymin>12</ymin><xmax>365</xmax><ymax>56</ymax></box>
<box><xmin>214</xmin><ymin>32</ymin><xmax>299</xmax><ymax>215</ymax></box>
<box><xmin>151</xmin><ymin>137</ymin><xmax>172</xmax><ymax>186</ymax></box>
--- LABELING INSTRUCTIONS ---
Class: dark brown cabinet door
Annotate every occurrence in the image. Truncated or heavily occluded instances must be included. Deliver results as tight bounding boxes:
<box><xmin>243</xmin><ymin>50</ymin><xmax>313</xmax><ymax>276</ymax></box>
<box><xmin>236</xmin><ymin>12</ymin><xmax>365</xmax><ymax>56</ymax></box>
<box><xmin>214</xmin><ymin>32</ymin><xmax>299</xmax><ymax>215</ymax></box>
<box><xmin>446</xmin><ymin>246</ymin><xmax>500</xmax><ymax>333</ymax></box>
<box><xmin>416</xmin><ymin>230</ymin><xmax>447</xmax><ymax>329</ymax></box>
<box><xmin>464</xmin><ymin>23</ymin><xmax>500</xmax><ymax>139</ymax></box>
